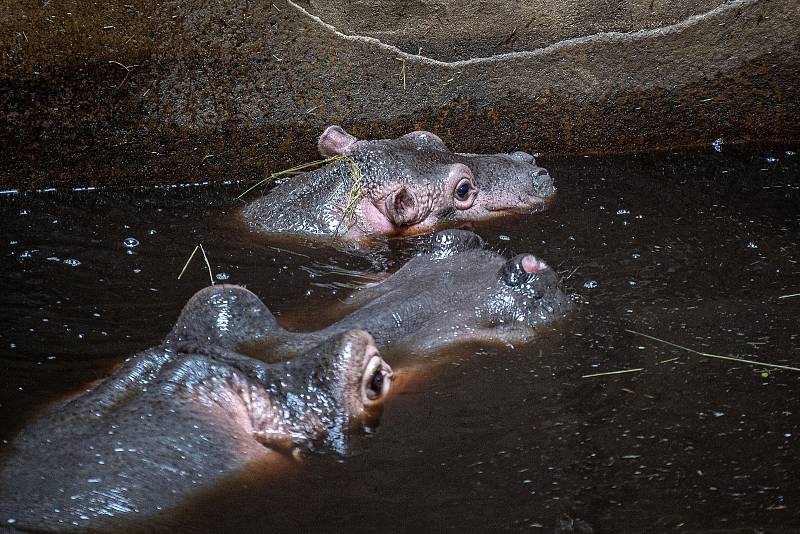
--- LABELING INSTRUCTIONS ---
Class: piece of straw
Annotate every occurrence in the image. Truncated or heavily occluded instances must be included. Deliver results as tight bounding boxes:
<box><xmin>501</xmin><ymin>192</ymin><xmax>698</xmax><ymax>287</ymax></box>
<box><xmin>625</xmin><ymin>329</ymin><xmax>800</xmax><ymax>372</ymax></box>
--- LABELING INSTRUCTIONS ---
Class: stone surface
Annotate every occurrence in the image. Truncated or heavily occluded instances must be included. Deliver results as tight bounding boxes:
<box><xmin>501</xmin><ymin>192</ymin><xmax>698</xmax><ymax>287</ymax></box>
<box><xmin>1</xmin><ymin>0</ymin><xmax>798</xmax><ymax>189</ymax></box>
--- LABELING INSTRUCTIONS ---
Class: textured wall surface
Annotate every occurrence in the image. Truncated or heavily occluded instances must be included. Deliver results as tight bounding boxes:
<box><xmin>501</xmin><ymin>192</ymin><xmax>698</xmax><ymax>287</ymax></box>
<box><xmin>1</xmin><ymin>0</ymin><xmax>798</xmax><ymax>189</ymax></box>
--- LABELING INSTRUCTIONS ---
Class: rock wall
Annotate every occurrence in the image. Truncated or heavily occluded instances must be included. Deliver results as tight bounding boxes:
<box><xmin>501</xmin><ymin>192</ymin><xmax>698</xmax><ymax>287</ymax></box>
<box><xmin>1</xmin><ymin>0</ymin><xmax>798</xmax><ymax>189</ymax></box>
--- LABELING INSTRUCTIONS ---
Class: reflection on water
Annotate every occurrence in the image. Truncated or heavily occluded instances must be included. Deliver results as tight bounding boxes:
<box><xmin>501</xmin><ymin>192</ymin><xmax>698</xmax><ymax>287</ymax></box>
<box><xmin>1</xmin><ymin>145</ymin><xmax>799</xmax><ymax>532</ymax></box>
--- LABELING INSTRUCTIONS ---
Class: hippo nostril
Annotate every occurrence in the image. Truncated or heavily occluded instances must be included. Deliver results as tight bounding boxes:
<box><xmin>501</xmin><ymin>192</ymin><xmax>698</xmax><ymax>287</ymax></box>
<box><xmin>498</xmin><ymin>254</ymin><xmax>539</xmax><ymax>286</ymax></box>
<box><xmin>521</xmin><ymin>255</ymin><xmax>549</xmax><ymax>273</ymax></box>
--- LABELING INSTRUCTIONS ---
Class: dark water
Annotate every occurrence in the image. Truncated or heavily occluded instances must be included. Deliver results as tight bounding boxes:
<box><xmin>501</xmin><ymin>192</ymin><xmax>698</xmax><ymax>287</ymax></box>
<box><xmin>1</xmin><ymin>145</ymin><xmax>799</xmax><ymax>533</ymax></box>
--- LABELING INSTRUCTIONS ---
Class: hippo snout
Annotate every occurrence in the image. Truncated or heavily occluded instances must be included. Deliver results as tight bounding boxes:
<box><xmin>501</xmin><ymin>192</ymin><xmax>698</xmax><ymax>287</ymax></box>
<box><xmin>531</xmin><ymin>167</ymin><xmax>555</xmax><ymax>198</ymax></box>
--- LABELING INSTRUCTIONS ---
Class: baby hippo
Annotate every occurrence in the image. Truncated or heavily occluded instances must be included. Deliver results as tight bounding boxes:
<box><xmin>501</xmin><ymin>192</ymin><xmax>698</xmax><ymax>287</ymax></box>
<box><xmin>241</xmin><ymin>126</ymin><xmax>555</xmax><ymax>241</ymax></box>
<box><xmin>0</xmin><ymin>324</ymin><xmax>391</xmax><ymax>531</ymax></box>
<box><xmin>168</xmin><ymin>230</ymin><xmax>571</xmax><ymax>363</ymax></box>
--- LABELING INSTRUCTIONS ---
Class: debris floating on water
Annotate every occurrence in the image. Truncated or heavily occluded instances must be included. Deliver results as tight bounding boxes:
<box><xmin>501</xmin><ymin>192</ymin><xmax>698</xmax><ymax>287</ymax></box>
<box><xmin>625</xmin><ymin>329</ymin><xmax>800</xmax><ymax>372</ymax></box>
<box><xmin>712</xmin><ymin>137</ymin><xmax>724</xmax><ymax>152</ymax></box>
<box><xmin>582</xmin><ymin>368</ymin><xmax>644</xmax><ymax>378</ymax></box>
<box><xmin>177</xmin><ymin>244</ymin><xmax>215</xmax><ymax>286</ymax></box>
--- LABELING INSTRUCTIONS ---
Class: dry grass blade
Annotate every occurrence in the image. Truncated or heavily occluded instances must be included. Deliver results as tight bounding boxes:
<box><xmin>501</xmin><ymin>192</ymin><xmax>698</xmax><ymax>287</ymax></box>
<box><xmin>235</xmin><ymin>155</ymin><xmax>347</xmax><ymax>200</ymax></box>
<box><xmin>625</xmin><ymin>329</ymin><xmax>800</xmax><ymax>372</ymax></box>
<box><xmin>177</xmin><ymin>244</ymin><xmax>215</xmax><ymax>285</ymax></box>
<box><xmin>199</xmin><ymin>244</ymin><xmax>214</xmax><ymax>285</ymax></box>
<box><xmin>177</xmin><ymin>245</ymin><xmax>200</xmax><ymax>280</ymax></box>
<box><xmin>582</xmin><ymin>368</ymin><xmax>644</xmax><ymax>378</ymax></box>
<box><xmin>333</xmin><ymin>157</ymin><xmax>364</xmax><ymax>238</ymax></box>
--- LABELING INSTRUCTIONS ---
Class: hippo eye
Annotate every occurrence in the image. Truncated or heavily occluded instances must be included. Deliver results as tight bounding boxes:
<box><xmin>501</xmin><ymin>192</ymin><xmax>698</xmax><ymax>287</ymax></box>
<box><xmin>362</xmin><ymin>354</ymin><xmax>392</xmax><ymax>403</ymax></box>
<box><xmin>369</xmin><ymin>371</ymin><xmax>384</xmax><ymax>396</ymax></box>
<box><xmin>454</xmin><ymin>179</ymin><xmax>474</xmax><ymax>202</ymax></box>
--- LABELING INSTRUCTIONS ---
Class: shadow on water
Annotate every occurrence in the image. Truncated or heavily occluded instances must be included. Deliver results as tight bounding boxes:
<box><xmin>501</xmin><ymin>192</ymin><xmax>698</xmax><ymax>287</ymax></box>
<box><xmin>1</xmin><ymin>144</ymin><xmax>799</xmax><ymax>532</ymax></box>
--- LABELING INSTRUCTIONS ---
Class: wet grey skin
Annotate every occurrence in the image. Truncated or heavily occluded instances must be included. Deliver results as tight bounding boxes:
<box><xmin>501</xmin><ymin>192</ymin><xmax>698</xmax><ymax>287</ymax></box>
<box><xmin>240</xmin><ymin>126</ymin><xmax>555</xmax><ymax>241</ymax></box>
<box><xmin>168</xmin><ymin>230</ymin><xmax>571</xmax><ymax>363</ymax></box>
<box><xmin>0</xmin><ymin>327</ymin><xmax>392</xmax><ymax>532</ymax></box>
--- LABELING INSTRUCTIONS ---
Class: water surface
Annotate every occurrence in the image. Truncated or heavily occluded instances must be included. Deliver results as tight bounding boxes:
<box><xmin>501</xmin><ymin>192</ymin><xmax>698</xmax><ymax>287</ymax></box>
<box><xmin>1</xmin><ymin>145</ymin><xmax>798</xmax><ymax>532</ymax></box>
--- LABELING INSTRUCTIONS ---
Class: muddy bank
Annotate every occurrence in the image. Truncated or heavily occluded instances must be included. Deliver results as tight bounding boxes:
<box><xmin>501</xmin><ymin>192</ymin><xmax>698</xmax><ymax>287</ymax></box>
<box><xmin>2</xmin><ymin>0</ymin><xmax>798</xmax><ymax>189</ymax></box>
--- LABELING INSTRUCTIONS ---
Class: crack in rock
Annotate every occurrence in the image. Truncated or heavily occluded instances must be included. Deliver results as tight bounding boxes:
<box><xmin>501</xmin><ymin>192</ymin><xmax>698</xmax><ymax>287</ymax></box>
<box><xmin>286</xmin><ymin>0</ymin><xmax>759</xmax><ymax>68</ymax></box>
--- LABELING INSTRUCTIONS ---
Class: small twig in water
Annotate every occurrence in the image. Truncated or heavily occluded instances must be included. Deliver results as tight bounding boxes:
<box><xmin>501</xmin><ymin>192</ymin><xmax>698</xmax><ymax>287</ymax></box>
<box><xmin>177</xmin><ymin>245</ymin><xmax>200</xmax><ymax>280</ymax></box>
<box><xmin>177</xmin><ymin>244</ymin><xmax>215</xmax><ymax>285</ymax></box>
<box><xmin>625</xmin><ymin>329</ymin><xmax>800</xmax><ymax>372</ymax></box>
<box><xmin>778</xmin><ymin>293</ymin><xmax>800</xmax><ymax>299</ymax></box>
<box><xmin>582</xmin><ymin>368</ymin><xmax>644</xmax><ymax>379</ymax></box>
<box><xmin>198</xmin><ymin>244</ymin><xmax>214</xmax><ymax>285</ymax></box>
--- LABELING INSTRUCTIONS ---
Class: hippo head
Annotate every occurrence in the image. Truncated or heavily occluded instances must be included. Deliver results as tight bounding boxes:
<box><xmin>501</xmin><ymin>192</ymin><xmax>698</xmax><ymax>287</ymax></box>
<box><xmin>319</xmin><ymin>126</ymin><xmax>555</xmax><ymax>236</ymax></box>
<box><xmin>319</xmin><ymin>125</ymin><xmax>479</xmax><ymax>236</ymax></box>
<box><xmin>286</xmin><ymin>329</ymin><xmax>393</xmax><ymax>452</ymax></box>
<box><xmin>164</xmin><ymin>284</ymin><xmax>393</xmax><ymax>454</ymax></box>
<box><xmin>455</xmin><ymin>150</ymin><xmax>556</xmax><ymax>219</ymax></box>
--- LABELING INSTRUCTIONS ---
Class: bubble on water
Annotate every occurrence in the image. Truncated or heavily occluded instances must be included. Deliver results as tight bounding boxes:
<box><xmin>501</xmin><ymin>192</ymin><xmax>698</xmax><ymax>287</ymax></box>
<box><xmin>765</xmin><ymin>156</ymin><xmax>778</xmax><ymax>164</ymax></box>
<box><xmin>19</xmin><ymin>250</ymin><xmax>32</xmax><ymax>259</ymax></box>
<box><xmin>9</xmin><ymin>240</ymin><xmax>17</xmax><ymax>245</ymax></box>
<box><xmin>7</xmin><ymin>519</ymin><xmax>16</xmax><ymax>524</ymax></box>
<box><xmin>628</xmin><ymin>280</ymin><xmax>636</xmax><ymax>286</ymax></box>
<box><xmin>148</xmin><ymin>229</ymin><xmax>157</xmax><ymax>235</ymax></box>
<box><xmin>19</xmin><ymin>209</ymin><xmax>28</xmax><ymax>216</ymax></box>
<box><xmin>616</xmin><ymin>208</ymin><xmax>630</xmax><ymax>215</ymax></box>
<box><xmin>583</xmin><ymin>280</ymin><xmax>598</xmax><ymax>289</ymax></box>
<box><xmin>498</xmin><ymin>234</ymin><xmax>510</xmax><ymax>241</ymax></box>
<box><xmin>712</xmin><ymin>411</ymin><xmax>724</xmax><ymax>417</ymax></box>
<box><xmin>712</xmin><ymin>138</ymin><xmax>723</xmax><ymax>152</ymax></box>
<box><xmin>132</xmin><ymin>268</ymin><xmax>141</xmax><ymax>274</ymax></box>
<box><xmin>215</xmin><ymin>272</ymin><xmax>230</xmax><ymax>281</ymax></box>
<box><xmin>746</xmin><ymin>241</ymin><xmax>758</xmax><ymax>250</ymax></box>
<box><xmin>631</xmin><ymin>252</ymin><xmax>641</xmax><ymax>258</ymax></box>
<box><xmin>786</xmin><ymin>150</ymin><xmax>796</xmax><ymax>156</ymax></box>
<box><xmin>46</xmin><ymin>256</ymin><xmax>60</xmax><ymax>262</ymax></box>
<box><xmin>123</xmin><ymin>237</ymin><xmax>140</xmax><ymax>248</ymax></box>
<box><xmin>63</xmin><ymin>259</ymin><xmax>81</xmax><ymax>266</ymax></box>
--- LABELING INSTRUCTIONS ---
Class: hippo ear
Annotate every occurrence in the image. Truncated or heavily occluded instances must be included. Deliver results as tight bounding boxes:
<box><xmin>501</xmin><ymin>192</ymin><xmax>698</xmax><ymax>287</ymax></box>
<box><xmin>318</xmin><ymin>125</ymin><xmax>358</xmax><ymax>156</ymax></box>
<box><xmin>164</xmin><ymin>285</ymin><xmax>278</xmax><ymax>351</ymax></box>
<box><xmin>385</xmin><ymin>186</ymin><xmax>421</xmax><ymax>226</ymax></box>
<box><xmin>497</xmin><ymin>254</ymin><xmax>549</xmax><ymax>286</ymax></box>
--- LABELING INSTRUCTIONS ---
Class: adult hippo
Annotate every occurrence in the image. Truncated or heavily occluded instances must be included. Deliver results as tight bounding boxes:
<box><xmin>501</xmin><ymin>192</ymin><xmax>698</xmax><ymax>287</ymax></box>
<box><xmin>0</xmin><ymin>319</ymin><xmax>392</xmax><ymax>532</ymax></box>
<box><xmin>169</xmin><ymin>230</ymin><xmax>572</xmax><ymax>364</ymax></box>
<box><xmin>240</xmin><ymin>126</ymin><xmax>555</xmax><ymax>241</ymax></box>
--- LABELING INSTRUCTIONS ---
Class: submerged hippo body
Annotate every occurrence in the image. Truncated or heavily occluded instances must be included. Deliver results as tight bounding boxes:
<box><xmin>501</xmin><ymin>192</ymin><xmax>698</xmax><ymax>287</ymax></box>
<box><xmin>241</xmin><ymin>126</ymin><xmax>555</xmax><ymax>241</ymax></box>
<box><xmin>0</xmin><ymin>315</ymin><xmax>391</xmax><ymax>531</ymax></box>
<box><xmin>169</xmin><ymin>230</ymin><xmax>571</xmax><ymax>363</ymax></box>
